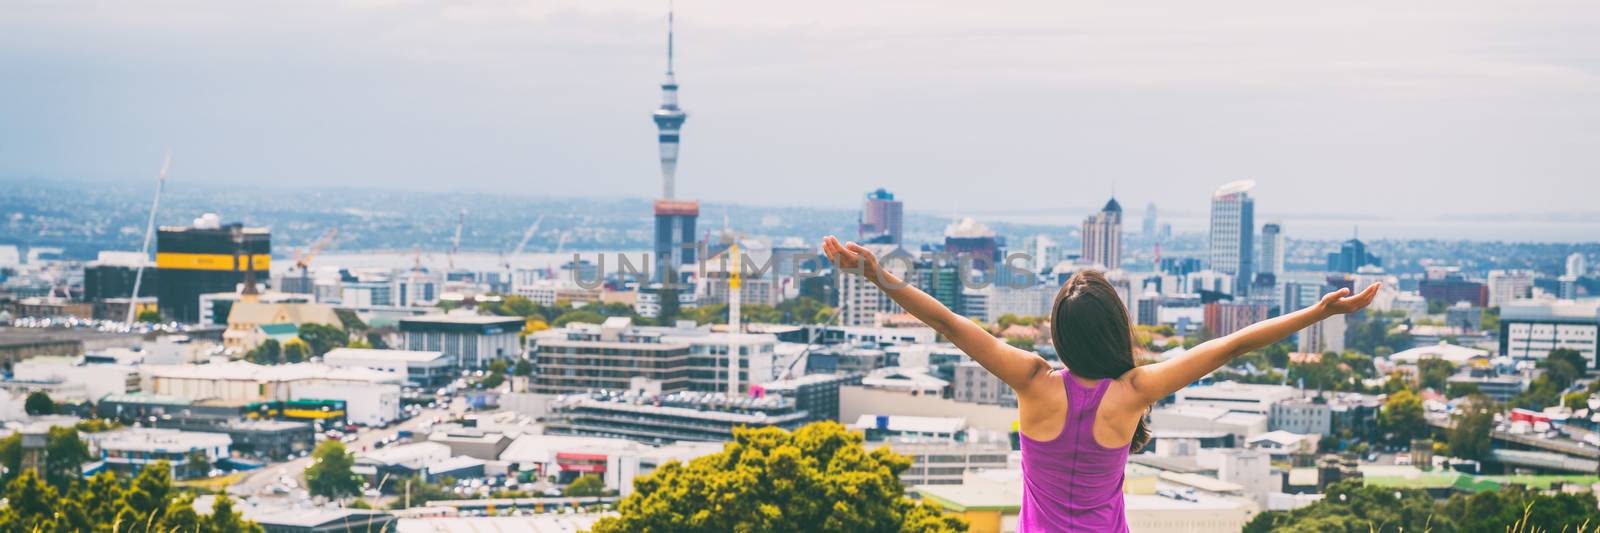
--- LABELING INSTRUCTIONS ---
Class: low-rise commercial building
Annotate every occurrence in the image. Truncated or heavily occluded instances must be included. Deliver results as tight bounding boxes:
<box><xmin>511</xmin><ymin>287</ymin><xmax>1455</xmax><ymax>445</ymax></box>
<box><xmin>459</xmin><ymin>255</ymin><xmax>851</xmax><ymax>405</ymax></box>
<box><xmin>544</xmin><ymin>390</ymin><xmax>811</xmax><ymax>444</ymax></box>
<box><xmin>322</xmin><ymin>348</ymin><xmax>454</xmax><ymax>388</ymax></box>
<box><xmin>399</xmin><ymin>314</ymin><xmax>523</xmax><ymax>369</ymax></box>
<box><xmin>86</xmin><ymin>428</ymin><xmax>231</xmax><ymax>480</ymax></box>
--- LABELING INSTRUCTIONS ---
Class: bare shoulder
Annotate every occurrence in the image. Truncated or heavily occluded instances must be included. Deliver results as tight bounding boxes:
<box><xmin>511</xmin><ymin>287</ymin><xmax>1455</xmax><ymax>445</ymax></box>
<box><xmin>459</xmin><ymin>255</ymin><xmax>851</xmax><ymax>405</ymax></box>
<box><xmin>1104</xmin><ymin>368</ymin><xmax>1153</xmax><ymax>414</ymax></box>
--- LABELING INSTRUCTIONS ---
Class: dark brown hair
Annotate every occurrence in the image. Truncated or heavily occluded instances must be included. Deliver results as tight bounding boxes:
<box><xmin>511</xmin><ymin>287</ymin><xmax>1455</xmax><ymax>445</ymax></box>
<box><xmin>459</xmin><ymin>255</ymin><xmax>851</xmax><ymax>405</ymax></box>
<box><xmin>1050</xmin><ymin>269</ymin><xmax>1151</xmax><ymax>451</ymax></box>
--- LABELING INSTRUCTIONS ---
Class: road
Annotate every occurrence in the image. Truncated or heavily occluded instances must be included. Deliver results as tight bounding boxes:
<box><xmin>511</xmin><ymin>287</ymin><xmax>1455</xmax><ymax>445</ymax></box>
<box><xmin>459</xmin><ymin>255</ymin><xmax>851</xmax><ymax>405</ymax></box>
<box><xmin>230</xmin><ymin>400</ymin><xmax>463</xmax><ymax>499</ymax></box>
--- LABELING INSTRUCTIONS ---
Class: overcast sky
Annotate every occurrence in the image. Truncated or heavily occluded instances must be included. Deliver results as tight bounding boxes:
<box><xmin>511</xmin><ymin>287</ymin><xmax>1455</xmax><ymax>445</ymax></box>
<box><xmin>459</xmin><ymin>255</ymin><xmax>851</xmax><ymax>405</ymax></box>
<box><xmin>2</xmin><ymin>0</ymin><xmax>1597</xmax><ymax>225</ymax></box>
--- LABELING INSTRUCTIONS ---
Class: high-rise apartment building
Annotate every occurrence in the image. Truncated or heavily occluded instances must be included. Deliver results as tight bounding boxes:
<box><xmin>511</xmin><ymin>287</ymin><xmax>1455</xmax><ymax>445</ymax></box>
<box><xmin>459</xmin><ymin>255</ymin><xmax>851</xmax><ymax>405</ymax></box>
<box><xmin>838</xmin><ymin>244</ymin><xmax>910</xmax><ymax>327</ymax></box>
<box><xmin>1259</xmin><ymin>223</ymin><xmax>1284</xmax><ymax>276</ymax></box>
<box><xmin>1567</xmin><ymin>253</ymin><xmax>1587</xmax><ymax>278</ymax></box>
<box><xmin>1204</xmin><ymin>302</ymin><xmax>1270</xmax><ymax>337</ymax></box>
<box><xmin>1081</xmin><ymin>198</ymin><xmax>1123</xmax><ymax>270</ymax></box>
<box><xmin>1487</xmin><ymin>269</ymin><xmax>1535</xmax><ymax>307</ymax></box>
<box><xmin>1142</xmin><ymin>202</ymin><xmax>1159</xmax><ymax>239</ymax></box>
<box><xmin>1298</xmin><ymin>314</ymin><xmax>1346</xmax><ymax>354</ymax></box>
<box><xmin>859</xmin><ymin>188</ymin><xmax>904</xmax><ymax>244</ymax></box>
<box><xmin>1208</xmin><ymin>181</ymin><xmax>1255</xmax><ymax>296</ymax></box>
<box><xmin>156</xmin><ymin>214</ymin><xmax>270</xmax><ymax>324</ymax></box>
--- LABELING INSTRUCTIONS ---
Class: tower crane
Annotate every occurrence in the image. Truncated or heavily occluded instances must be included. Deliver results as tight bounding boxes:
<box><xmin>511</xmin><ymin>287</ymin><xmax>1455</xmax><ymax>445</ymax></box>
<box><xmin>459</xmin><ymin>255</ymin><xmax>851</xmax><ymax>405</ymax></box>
<box><xmin>294</xmin><ymin>229</ymin><xmax>339</xmax><ymax>272</ymax></box>
<box><xmin>126</xmin><ymin>151</ymin><xmax>170</xmax><ymax>329</ymax></box>
<box><xmin>448</xmin><ymin>209</ymin><xmax>466</xmax><ymax>271</ymax></box>
<box><xmin>502</xmin><ymin>215</ymin><xmax>545</xmax><ymax>272</ymax></box>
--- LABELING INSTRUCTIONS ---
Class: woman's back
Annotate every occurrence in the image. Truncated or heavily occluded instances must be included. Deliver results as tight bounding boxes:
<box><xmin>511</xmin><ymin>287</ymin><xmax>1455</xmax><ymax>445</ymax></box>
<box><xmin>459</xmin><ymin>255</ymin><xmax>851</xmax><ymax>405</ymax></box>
<box><xmin>1018</xmin><ymin>371</ymin><xmax>1129</xmax><ymax>532</ymax></box>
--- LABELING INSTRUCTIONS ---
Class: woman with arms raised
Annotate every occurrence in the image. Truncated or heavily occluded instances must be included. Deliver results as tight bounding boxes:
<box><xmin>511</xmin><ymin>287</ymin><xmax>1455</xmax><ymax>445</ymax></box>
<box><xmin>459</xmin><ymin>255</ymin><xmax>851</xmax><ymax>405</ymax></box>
<box><xmin>821</xmin><ymin>236</ymin><xmax>1377</xmax><ymax>532</ymax></box>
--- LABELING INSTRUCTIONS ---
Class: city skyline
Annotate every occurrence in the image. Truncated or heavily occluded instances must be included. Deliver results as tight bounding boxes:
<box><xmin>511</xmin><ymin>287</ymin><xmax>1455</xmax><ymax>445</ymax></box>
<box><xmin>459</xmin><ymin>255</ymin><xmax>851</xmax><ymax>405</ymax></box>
<box><xmin>3</xmin><ymin>1</ymin><xmax>1598</xmax><ymax>220</ymax></box>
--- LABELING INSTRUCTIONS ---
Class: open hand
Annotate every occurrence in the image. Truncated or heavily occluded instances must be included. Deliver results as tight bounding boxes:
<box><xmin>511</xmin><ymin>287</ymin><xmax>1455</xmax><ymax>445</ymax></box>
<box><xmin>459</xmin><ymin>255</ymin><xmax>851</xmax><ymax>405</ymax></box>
<box><xmin>822</xmin><ymin>236</ymin><xmax>882</xmax><ymax>283</ymax></box>
<box><xmin>1318</xmin><ymin>283</ymin><xmax>1381</xmax><ymax>316</ymax></box>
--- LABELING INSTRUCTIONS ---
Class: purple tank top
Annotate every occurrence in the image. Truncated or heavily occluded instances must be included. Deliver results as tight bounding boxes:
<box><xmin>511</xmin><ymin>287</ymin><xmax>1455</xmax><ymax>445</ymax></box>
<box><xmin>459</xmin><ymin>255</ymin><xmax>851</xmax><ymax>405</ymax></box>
<box><xmin>1017</xmin><ymin>371</ymin><xmax>1130</xmax><ymax>532</ymax></box>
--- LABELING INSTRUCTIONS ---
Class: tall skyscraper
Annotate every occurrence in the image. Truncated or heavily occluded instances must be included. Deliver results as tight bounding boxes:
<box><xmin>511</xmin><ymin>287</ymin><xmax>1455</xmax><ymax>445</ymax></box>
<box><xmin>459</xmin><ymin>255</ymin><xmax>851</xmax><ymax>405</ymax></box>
<box><xmin>1260</xmin><ymin>222</ymin><xmax>1284</xmax><ymax>276</ymax></box>
<box><xmin>859</xmin><ymin>188</ymin><xmax>904</xmax><ymax>244</ymax></box>
<box><xmin>651</xmin><ymin>6</ymin><xmax>697</xmax><ymax>283</ymax></box>
<box><xmin>1326</xmin><ymin>237</ymin><xmax>1379</xmax><ymax>274</ymax></box>
<box><xmin>1570</xmin><ymin>252</ymin><xmax>1588</xmax><ymax>278</ymax></box>
<box><xmin>1208</xmin><ymin>180</ymin><xmax>1255</xmax><ymax>296</ymax></box>
<box><xmin>1082</xmin><ymin>198</ymin><xmax>1123</xmax><ymax>270</ymax></box>
<box><xmin>1142</xmin><ymin>202</ymin><xmax>1159</xmax><ymax>239</ymax></box>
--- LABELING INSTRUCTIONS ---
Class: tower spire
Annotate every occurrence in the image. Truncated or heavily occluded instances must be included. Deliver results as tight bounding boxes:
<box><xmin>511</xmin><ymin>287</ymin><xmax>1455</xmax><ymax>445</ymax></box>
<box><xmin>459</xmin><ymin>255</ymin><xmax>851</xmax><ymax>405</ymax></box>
<box><xmin>653</xmin><ymin>0</ymin><xmax>686</xmax><ymax>200</ymax></box>
<box><xmin>667</xmin><ymin>0</ymin><xmax>675</xmax><ymax>76</ymax></box>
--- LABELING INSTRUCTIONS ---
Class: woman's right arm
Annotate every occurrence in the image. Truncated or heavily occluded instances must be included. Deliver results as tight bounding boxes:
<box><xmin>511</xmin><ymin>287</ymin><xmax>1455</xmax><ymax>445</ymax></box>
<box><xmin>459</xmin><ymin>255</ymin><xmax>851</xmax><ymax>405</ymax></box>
<box><xmin>1124</xmin><ymin>283</ymin><xmax>1380</xmax><ymax>404</ymax></box>
<box><xmin>822</xmin><ymin>236</ymin><xmax>1053</xmax><ymax>393</ymax></box>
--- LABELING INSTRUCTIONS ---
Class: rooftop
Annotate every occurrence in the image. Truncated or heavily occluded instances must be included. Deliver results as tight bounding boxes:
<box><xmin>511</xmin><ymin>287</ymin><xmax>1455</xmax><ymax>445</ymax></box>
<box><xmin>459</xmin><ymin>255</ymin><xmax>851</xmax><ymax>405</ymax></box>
<box><xmin>851</xmin><ymin>415</ymin><xmax>966</xmax><ymax>435</ymax></box>
<box><xmin>1390</xmin><ymin>342</ymin><xmax>1490</xmax><ymax>364</ymax></box>
<box><xmin>323</xmin><ymin>347</ymin><xmax>449</xmax><ymax>364</ymax></box>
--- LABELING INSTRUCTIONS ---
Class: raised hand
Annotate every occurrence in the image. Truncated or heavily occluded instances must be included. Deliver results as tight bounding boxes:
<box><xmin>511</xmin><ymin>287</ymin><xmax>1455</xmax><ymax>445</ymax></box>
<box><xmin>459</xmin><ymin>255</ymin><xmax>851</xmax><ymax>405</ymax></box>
<box><xmin>822</xmin><ymin>235</ymin><xmax>882</xmax><ymax>283</ymax></box>
<box><xmin>1318</xmin><ymin>283</ymin><xmax>1381</xmax><ymax>316</ymax></box>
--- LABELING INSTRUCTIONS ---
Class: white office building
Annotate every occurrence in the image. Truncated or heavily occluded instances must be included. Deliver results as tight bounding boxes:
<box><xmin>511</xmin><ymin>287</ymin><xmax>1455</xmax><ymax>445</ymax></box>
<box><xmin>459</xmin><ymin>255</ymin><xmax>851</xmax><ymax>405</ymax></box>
<box><xmin>322</xmin><ymin>348</ymin><xmax>455</xmax><ymax>388</ymax></box>
<box><xmin>398</xmin><ymin>314</ymin><xmax>523</xmax><ymax>369</ymax></box>
<box><xmin>1500</xmin><ymin>299</ymin><xmax>1600</xmax><ymax>369</ymax></box>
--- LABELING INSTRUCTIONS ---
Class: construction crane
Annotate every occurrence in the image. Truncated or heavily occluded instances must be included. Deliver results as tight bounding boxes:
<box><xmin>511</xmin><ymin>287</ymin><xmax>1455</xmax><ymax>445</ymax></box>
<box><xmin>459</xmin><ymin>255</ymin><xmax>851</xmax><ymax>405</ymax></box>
<box><xmin>289</xmin><ymin>229</ymin><xmax>337</xmax><ymax>293</ymax></box>
<box><xmin>448</xmin><ymin>209</ymin><xmax>466</xmax><ymax>271</ymax></box>
<box><xmin>126</xmin><ymin>151</ymin><xmax>170</xmax><ymax>329</ymax></box>
<box><xmin>544</xmin><ymin>231</ymin><xmax>571</xmax><ymax>279</ymax></box>
<box><xmin>502</xmin><ymin>215</ymin><xmax>545</xmax><ymax>271</ymax></box>
<box><xmin>294</xmin><ymin>229</ymin><xmax>338</xmax><ymax>272</ymax></box>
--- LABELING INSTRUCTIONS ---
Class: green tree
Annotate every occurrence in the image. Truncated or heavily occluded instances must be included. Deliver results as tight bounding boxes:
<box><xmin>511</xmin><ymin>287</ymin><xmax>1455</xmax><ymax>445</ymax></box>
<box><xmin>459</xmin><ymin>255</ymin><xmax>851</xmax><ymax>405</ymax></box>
<box><xmin>366</xmin><ymin>331</ymin><xmax>390</xmax><ymax>349</ymax></box>
<box><xmin>1243</xmin><ymin>481</ymin><xmax>1437</xmax><ymax>533</ymax></box>
<box><xmin>1378</xmin><ymin>389</ymin><xmax>1426</xmax><ymax>445</ymax></box>
<box><xmin>564</xmin><ymin>473</ymin><xmax>605</xmax><ymax>497</ymax></box>
<box><xmin>590</xmin><ymin>421</ymin><xmax>966</xmax><ymax>533</ymax></box>
<box><xmin>1416</xmin><ymin>358</ymin><xmax>1455</xmax><ymax>391</ymax></box>
<box><xmin>1443</xmin><ymin>485</ymin><xmax>1600</xmax><ymax>533</ymax></box>
<box><xmin>0</xmin><ymin>461</ymin><xmax>266</xmax><ymax>533</ymax></box>
<box><xmin>1445</xmin><ymin>381</ymin><xmax>1480</xmax><ymax>399</ymax></box>
<box><xmin>304</xmin><ymin>440</ymin><xmax>362</xmax><ymax>500</ymax></box>
<box><xmin>283</xmin><ymin>339</ymin><xmax>310</xmax><ymax>364</ymax></box>
<box><xmin>334</xmin><ymin>308</ymin><xmax>368</xmax><ymax>333</ymax></box>
<box><xmin>136</xmin><ymin>309</ymin><xmax>162</xmax><ymax>323</ymax></box>
<box><xmin>0</xmin><ymin>470</ymin><xmax>57</xmax><ymax>532</ymax></box>
<box><xmin>553</xmin><ymin>309</ymin><xmax>606</xmax><ymax>327</ymax></box>
<box><xmin>296</xmin><ymin>323</ymin><xmax>347</xmax><ymax>356</ymax></box>
<box><xmin>0</xmin><ymin>425</ymin><xmax>90</xmax><ymax>488</ymax></box>
<box><xmin>776</xmin><ymin>296</ymin><xmax>833</xmax><ymax>324</ymax></box>
<box><xmin>480</xmin><ymin>371</ymin><xmax>506</xmax><ymax>389</ymax></box>
<box><xmin>1449</xmin><ymin>395</ymin><xmax>1496</xmax><ymax>463</ymax></box>
<box><xmin>247</xmin><ymin>338</ymin><xmax>282</xmax><ymax>365</ymax></box>
<box><xmin>23</xmin><ymin>390</ymin><xmax>54</xmax><ymax>415</ymax></box>
<box><xmin>513</xmin><ymin>358</ymin><xmax>534</xmax><ymax>377</ymax></box>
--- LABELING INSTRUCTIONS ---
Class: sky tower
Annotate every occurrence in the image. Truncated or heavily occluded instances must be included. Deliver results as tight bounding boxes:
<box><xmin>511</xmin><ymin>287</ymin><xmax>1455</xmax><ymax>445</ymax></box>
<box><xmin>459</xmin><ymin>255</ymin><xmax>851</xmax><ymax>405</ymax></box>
<box><xmin>652</xmin><ymin>3</ymin><xmax>697</xmax><ymax>284</ymax></box>
<box><xmin>653</xmin><ymin>4</ymin><xmax>686</xmax><ymax>199</ymax></box>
